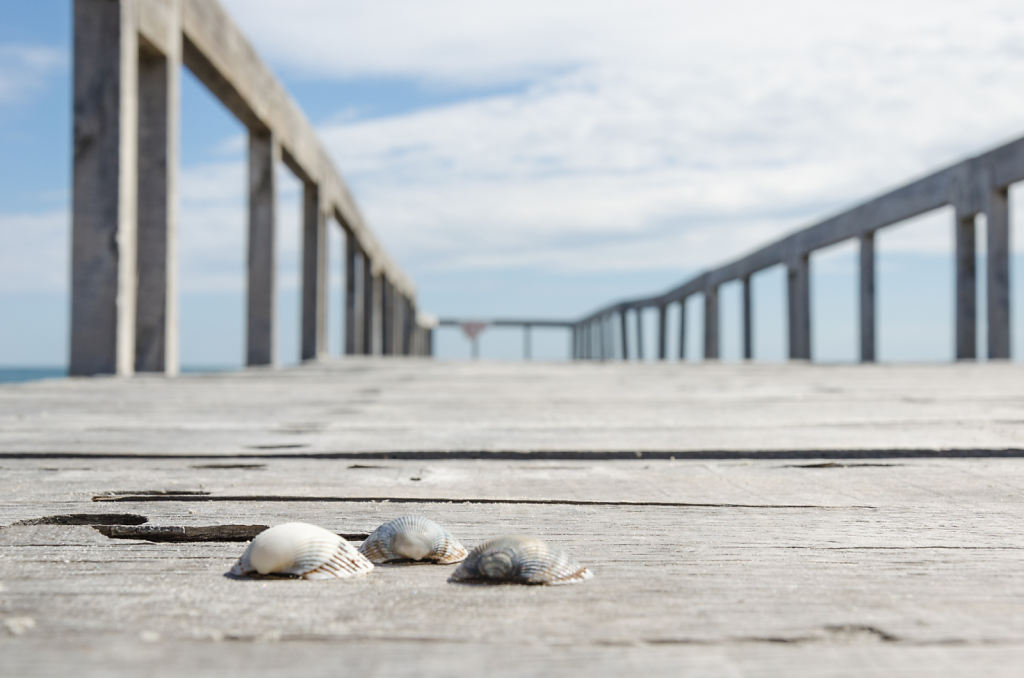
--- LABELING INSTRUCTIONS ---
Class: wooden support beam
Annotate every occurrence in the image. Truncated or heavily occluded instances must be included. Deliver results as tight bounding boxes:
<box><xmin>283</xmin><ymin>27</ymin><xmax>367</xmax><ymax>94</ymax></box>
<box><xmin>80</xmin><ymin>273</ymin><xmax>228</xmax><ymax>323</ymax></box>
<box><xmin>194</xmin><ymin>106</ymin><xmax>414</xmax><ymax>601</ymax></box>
<box><xmin>678</xmin><ymin>298</ymin><xmax>687</xmax><ymax>360</ymax></box>
<box><xmin>859</xmin><ymin>233</ymin><xmax>875</xmax><ymax>363</ymax></box>
<box><xmin>657</xmin><ymin>303</ymin><xmax>667</xmax><ymax>360</ymax></box>
<box><xmin>70</xmin><ymin>0</ymin><xmax>139</xmax><ymax>376</ymax></box>
<box><xmin>344</xmin><ymin>232</ymin><xmax>359</xmax><ymax>355</ymax></box>
<box><xmin>986</xmin><ymin>187</ymin><xmax>1011</xmax><ymax>359</ymax></box>
<box><xmin>381</xmin><ymin>279</ymin><xmax>393</xmax><ymax>356</ymax></box>
<box><xmin>787</xmin><ymin>256</ymin><xmax>811</xmax><ymax>360</ymax></box>
<box><xmin>246</xmin><ymin>129</ymin><xmax>278</xmax><ymax>366</ymax></box>
<box><xmin>300</xmin><ymin>181</ymin><xmax>326</xmax><ymax>361</ymax></box>
<box><xmin>741</xmin><ymin>278</ymin><xmax>752</xmax><ymax>361</ymax></box>
<box><xmin>704</xmin><ymin>286</ymin><xmax>719</xmax><ymax>360</ymax></box>
<box><xmin>620</xmin><ymin>310</ymin><xmax>629</xmax><ymax>360</ymax></box>
<box><xmin>955</xmin><ymin>210</ymin><xmax>977</xmax><ymax>360</ymax></box>
<box><xmin>134</xmin><ymin>24</ymin><xmax>180</xmax><ymax>375</ymax></box>
<box><xmin>635</xmin><ymin>309</ymin><xmax>645</xmax><ymax>361</ymax></box>
<box><xmin>362</xmin><ymin>263</ymin><xmax>375</xmax><ymax>355</ymax></box>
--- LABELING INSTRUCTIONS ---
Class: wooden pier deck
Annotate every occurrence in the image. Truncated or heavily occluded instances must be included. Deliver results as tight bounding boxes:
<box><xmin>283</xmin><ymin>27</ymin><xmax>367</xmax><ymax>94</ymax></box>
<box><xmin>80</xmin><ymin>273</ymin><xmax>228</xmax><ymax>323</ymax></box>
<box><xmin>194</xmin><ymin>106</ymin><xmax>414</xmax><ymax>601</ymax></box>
<box><xmin>3</xmin><ymin>360</ymin><xmax>1024</xmax><ymax>676</ymax></box>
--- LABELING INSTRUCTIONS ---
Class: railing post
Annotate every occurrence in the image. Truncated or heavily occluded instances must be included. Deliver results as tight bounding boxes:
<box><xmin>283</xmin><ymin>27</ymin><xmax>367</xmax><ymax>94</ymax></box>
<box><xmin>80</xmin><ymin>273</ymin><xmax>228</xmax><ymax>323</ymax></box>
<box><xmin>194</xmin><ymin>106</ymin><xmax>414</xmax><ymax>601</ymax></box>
<box><xmin>678</xmin><ymin>298</ymin><xmax>687</xmax><ymax>360</ymax></box>
<box><xmin>524</xmin><ymin>324</ymin><xmax>532</xmax><ymax>360</ymax></box>
<box><xmin>635</xmin><ymin>309</ymin><xmax>645</xmax><ymax>361</ymax></box>
<box><xmin>602</xmin><ymin>315</ymin><xmax>610</xmax><ymax>360</ymax></box>
<box><xmin>363</xmin><ymin>263</ymin><xmax>375</xmax><ymax>355</ymax></box>
<box><xmin>955</xmin><ymin>210</ymin><xmax>977</xmax><ymax>360</ymax></box>
<box><xmin>134</xmin><ymin>14</ymin><xmax>180</xmax><ymax>375</ymax></box>
<box><xmin>986</xmin><ymin>187</ymin><xmax>1011</xmax><ymax>359</ymax></box>
<box><xmin>70</xmin><ymin>0</ymin><xmax>140</xmax><ymax>376</ymax></box>
<box><xmin>741</xmin><ymin>277</ymin><xmax>752</xmax><ymax>361</ymax></box>
<box><xmin>657</xmin><ymin>303</ymin><xmax>667</xmax><ymax>360</ymax></box>
<box><xmin>858</xmin><ymin>233</ymin><xmax>875</xmax><ymax>363</ymax></box>
<box><xmin>619</xmin><ymin>309</ymin><xmax>629</xmax><ymax>360</ymax></box>
<box><xmin>301</xmin><ymin>181</ymin><xmax>326</xmax><ymax>361</ymax></box>
<box><xmin>704</xmin><ymin>286</ymin><xmax>719</xmax><ymax>360</ymax></box>
<box><xmin>596</xmin><ymin>317</ymin><xmax>606</xmax><ymax>361</ymax></box>
<box><xmin>787</xmin><ymin>255</ymin><xmax>811</xmax><ymax>360</ymax></box>
<box><xmin>381</xmin><ymin>279</ymin><xmax>393</xmax><ymax>355</ymax></box>
<box><xmin>344</xmin><ymin>232</ymin><xmax>359</xmax><ymax>355</ymax></box>
<box><xmin>246</xmin><ymin>129</ymin><xmax>278</xmax><ymax>366</ymax></box>
<box><xmin>402</xmin><ymin>298</ymin><xmax>414</xmax><ymax>355</ymax></box>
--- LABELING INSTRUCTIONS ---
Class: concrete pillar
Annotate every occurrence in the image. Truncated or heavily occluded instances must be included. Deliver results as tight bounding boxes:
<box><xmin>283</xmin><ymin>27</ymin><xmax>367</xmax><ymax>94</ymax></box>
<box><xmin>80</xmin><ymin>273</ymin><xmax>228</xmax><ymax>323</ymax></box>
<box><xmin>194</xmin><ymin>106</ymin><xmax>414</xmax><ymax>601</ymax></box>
<box><xmin>70</xmin><ymin>0</ymin><xmax>139</xmax><ymax>376</ymax></box>
<box><xmin>362</xmin><ymin>263</ymin><xmax>375</xmax><ymax>355</ymax></box>
<box><xmin>704</xmin><ymin>286</ymin><xmax>719</xmax><ymax>360</ymax></box>
<box><xmin>657</xmin><ymin>303</ymin><xmax>667</xmax><ymax>360</ymax></box>
<box><xmin>300</xmin><ymin>181</ymin><xmax>326</xmax><ymax>361</ymax></box>
<box><xmin>635</xmin><ymin>309</ymin><xmax>645</xmax><ymax>361</ymax></box>
<box><xmin>787</xmin><ymin>255</ymin><xmax>811</xmax><ymax>360</ymax></box>
<box><xmin>678</xmin><ymin>298</ymin><xmax>687</xmax><ymax>360</ymax></box>
<box><xmin>858</xmin><ymin>233</ymin><xmax>876</xmax><ymax>363</ymax></box>
<box><xmin>741</xmin><ymin>277</ymin><xmax>752</xmax><ymax>361</ymax></box>
<box><xmin>246</xmin><ymin>129</ymin><xmax>278</xmax><ymax>366</ymax></box>
<box><xmin>344</xmin><ymin>232</ymin><xmax>360</xmax><ymax>355</ymax></box>
<box><xmin>986</xmin><ymin>188</ymin><xmax>1011</xmax><ymax>359</ymax></box>
<box><xmin>619</xmin><ymin>310</ymin><xmax>629</xmax><ymax>360</ymax></box>
<box><xmin>134</xmin><ymin>20</ymin><xmax>180</xmax><ymax>375</ymax></box>
<box><xmin>955</xmin><ymin>210</ymin><xmax>977</xmax><ymax>360</ymax></box>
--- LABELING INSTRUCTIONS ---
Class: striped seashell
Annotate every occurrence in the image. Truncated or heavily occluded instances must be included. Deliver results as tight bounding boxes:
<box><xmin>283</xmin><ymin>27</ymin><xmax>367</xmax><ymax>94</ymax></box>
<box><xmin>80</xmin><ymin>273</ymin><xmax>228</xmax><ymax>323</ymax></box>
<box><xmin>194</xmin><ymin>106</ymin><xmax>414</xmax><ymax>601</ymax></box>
<box><xmin>358</xmin><ymin>515</ymin><xmax>467</xmax><ymax>564</ymax></box>
<box><xmin>229</xmin><ymin>522</ymin><xmax>373</xmax><ymax>579</ymax></box>
<box><xmin>448</xmin><ymin>535</ymin><xmax>592</xmax><ymax>585</ymax></box>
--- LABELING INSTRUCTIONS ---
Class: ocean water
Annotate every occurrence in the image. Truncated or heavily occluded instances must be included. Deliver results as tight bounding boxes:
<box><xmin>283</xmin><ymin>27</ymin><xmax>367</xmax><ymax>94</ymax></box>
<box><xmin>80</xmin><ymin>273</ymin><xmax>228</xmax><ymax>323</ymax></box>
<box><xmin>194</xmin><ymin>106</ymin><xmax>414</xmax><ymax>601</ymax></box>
<box><xmin>0</xmin><ymin>366</ymin><xmax>235</xmax><ymax>384</ymax></box>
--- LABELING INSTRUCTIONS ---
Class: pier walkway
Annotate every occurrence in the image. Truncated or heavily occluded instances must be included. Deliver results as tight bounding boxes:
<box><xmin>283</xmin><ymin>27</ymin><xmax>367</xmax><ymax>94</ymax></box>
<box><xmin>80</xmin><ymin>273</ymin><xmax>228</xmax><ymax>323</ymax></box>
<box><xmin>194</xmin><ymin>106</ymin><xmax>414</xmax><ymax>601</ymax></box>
<box><xmin>3</xmin><ymin>360</ymin><xmax>1024</xmax><ymax>676</ymax></box>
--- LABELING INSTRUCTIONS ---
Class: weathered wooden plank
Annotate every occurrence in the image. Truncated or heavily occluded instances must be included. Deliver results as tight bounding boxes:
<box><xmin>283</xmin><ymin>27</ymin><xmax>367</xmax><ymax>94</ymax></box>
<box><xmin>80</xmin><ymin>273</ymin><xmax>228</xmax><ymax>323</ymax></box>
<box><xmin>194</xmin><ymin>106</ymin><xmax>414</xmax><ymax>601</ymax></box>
<box><xmin>4</xmin><ymin>361</ymin><xmax>1024</xmax><ymax>455</ymax></box>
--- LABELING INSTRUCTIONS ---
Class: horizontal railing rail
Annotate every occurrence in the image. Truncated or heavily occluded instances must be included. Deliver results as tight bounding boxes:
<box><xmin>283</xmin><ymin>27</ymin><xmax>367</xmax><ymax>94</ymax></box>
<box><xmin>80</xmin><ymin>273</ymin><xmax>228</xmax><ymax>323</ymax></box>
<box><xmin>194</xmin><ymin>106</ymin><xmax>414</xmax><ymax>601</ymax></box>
<box><xmin>71</xmin><ymin>0</ymin><xmax>429</xmax><ymax>376</ymax></box>
<box><xmin>438</xmin><ymin>317</ymin><xmax>575</xmax><ymax>359</ymax></box>
<box><xmin>571</xmin><ymin>135</ymin><xmax>1023</xmax><ymax>363</ymax></box>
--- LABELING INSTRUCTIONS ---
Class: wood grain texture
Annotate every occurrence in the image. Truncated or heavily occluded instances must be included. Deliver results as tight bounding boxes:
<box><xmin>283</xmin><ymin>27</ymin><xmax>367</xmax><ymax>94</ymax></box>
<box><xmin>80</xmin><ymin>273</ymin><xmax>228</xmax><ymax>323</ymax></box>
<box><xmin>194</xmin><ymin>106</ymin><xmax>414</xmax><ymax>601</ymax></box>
<box><xmin>4</xmin><ymin>362</ymin><xmax>1024</xmax><ymax>674</ymax></box>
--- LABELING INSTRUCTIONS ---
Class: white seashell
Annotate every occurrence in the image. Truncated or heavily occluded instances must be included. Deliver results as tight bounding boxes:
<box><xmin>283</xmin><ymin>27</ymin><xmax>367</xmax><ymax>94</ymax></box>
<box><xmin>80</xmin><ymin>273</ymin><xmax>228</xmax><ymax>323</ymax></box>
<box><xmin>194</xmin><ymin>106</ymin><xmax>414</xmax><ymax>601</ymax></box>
<box><xmin>448</xmin><ymin>535</ymin><xmax>592</xmax><ymax>585</ymax></box>
<box><xmin>229</xmin><ymin>522</ymin><xmax>373</xmax><ymax>579</ymax></box>
<box><xmin>358</xmin><ymin>515</ymin><xmax>467</xmax><ymax>564</ymax></box>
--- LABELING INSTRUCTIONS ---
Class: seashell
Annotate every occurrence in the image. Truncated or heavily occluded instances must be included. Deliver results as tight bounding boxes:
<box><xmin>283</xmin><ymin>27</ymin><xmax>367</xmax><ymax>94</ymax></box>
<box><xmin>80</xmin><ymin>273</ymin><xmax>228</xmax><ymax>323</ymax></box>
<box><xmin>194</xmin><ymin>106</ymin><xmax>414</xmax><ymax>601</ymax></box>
<box><xmin>358</xmin><ymin>515</ymin><xmax>467</xmax><ymax>564</ymax></box>
<box><xmin>229</xmin><ymin>522</ymin><xmax>373</xmax><ymax>579</ymax></box>
<box><xmin>448</xmin><ymin>535</ymin><xmax>592</xmax><ymax>585</ymax></box>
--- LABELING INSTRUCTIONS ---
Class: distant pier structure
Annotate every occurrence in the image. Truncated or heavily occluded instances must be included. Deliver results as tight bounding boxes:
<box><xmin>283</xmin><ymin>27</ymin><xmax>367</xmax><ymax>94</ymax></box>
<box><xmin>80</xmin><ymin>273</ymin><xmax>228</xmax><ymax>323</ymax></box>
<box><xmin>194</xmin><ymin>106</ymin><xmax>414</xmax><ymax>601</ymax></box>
<box><xmin>70</xmin><ymin>0</ymin><xmax>431</xmax><ymax>376</ymax></box>
<box><xmin>70</xmin><ymin>1</ymin><xmax>1019</xmax><ymax>372</ymax></box>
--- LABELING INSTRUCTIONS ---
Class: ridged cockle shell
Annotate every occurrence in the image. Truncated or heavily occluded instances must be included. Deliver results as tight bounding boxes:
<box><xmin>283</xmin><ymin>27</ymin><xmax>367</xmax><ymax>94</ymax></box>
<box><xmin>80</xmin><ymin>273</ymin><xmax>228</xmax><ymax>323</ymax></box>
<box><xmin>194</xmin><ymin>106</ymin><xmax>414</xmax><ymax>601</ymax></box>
<box><xmin>358</xmin><ymin>515</ymin><xmax>467</xmax><ymax>564</ymax></box>
<box><xmin>229</xmin><ymin>522</ymin><xmax>373</xmax><ymax>579</ymax></box>
<box><xmin>448</xmin><ymin>535</ymin><xmax>592</xmax><ymax>585</ymax></box>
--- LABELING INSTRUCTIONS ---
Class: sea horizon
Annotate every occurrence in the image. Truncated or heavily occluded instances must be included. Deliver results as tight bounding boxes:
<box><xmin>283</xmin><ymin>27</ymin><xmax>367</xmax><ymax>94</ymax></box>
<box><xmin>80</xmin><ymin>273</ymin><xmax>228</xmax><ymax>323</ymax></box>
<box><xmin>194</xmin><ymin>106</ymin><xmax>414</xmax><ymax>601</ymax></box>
<box><xmin>0</xmin><ymin>365</ymin><xmax>237</xmax><ymax>384</ymax></box>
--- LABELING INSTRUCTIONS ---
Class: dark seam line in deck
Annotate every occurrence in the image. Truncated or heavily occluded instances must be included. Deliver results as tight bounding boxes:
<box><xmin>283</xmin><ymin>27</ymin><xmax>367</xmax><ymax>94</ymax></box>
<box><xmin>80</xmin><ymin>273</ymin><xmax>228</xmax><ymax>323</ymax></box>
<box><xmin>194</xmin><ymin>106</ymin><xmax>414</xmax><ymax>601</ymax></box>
<box><xmin>92</xmin><ymin>494</ymin><xmax>875</xmax><ymax>509</ymax></box>
<box><xmin>5</xmin><ymin>448</ymin><xmax>1024</xmax><ymax>460</ymax></box>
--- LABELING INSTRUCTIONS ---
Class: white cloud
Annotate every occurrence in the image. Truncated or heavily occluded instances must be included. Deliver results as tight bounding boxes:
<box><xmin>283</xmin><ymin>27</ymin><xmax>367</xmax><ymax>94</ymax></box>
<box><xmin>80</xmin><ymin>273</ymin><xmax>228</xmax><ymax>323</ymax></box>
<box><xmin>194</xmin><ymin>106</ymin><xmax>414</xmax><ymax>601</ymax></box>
<box><xmin>216</xmin><ymin>0</ymin><xmax>1024</xmax><ymax>276</ymax></box>
<box><xmin>0</xmin><ymin>210</ymin><xmax>67</xmax><ymax>293</ymax></box>
<box><xmin>0</xmin><ymin>44</ymin><xmax>63</xmax><ymax>105</ymax></box>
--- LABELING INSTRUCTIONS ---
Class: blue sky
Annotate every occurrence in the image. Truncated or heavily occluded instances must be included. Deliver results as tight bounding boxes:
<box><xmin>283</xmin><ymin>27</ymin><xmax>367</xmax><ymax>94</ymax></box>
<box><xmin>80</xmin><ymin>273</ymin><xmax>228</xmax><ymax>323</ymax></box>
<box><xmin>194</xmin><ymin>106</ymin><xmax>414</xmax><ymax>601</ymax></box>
<box><xmin>2</xmin><ymin>0</ymin><xmax>1024</xmax><ymax>367</ymax></box>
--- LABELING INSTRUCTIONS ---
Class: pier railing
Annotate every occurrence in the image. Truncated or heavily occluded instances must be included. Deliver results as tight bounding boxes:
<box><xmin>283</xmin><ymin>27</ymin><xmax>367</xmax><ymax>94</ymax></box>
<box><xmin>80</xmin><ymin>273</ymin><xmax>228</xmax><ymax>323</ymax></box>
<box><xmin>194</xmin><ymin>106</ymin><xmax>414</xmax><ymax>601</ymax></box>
<box><xmin>571</xmin><ymin>136</ymin><xmax>1022</xmax><ymax>362</ymax></box>
<box><xmin>70</xmin><ymin>0</ymin><xmax>431</xmax><ymax>376</ymax></box>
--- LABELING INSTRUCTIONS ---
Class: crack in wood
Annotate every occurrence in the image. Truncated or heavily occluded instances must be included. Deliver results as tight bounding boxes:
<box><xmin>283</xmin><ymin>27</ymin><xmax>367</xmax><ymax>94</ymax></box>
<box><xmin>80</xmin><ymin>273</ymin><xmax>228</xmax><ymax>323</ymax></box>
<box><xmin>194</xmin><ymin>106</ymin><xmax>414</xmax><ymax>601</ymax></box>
<box><xmin>11</xmin><ymin>513</ymin><xmax>148</xmax><ymax>526</ymax></box>
<box><xmin>91</xmin><ymin>524</ymin><xmax>369</xmax><ymax>542</ymax></box>
<box><xmin>6</xmin><ymin>448</ymin><xmax>1024</xmax><ymax>460</ymax></box>
<box><xmin>91</xmin><ymin>493</ymin><xmax>875</xmax><ymax>510</ymax></box>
